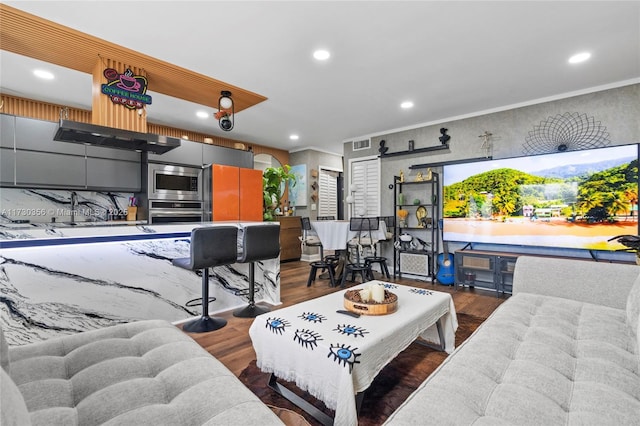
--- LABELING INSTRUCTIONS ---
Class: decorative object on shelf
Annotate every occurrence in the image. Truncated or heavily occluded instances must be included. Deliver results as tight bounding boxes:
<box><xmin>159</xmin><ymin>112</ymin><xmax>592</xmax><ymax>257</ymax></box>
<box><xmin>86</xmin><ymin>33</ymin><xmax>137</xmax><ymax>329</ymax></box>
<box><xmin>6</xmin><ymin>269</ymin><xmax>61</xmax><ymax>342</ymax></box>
<box><xmin>522</xmin><ymin>112</ymin><xmax>610</xmax><ymax>155</ymax></box>
<box><xmin>478</xmin><ymin>131</ymin><xmax>493</xmax><ymax>158</ymax></box>
<box><xmin>397</xmin><ymin>209</ymin><xmax>409</xmax><ymax>227</ymax></box>
<box><xmin>399</xmin><ymin>170</ymin><xmax>405</xmax><ymax>182</ymax></box>
<box><xmin>413</xmin><ymin>198</ymin><xmax>421</xmax><ymax>205</ymax></box>
<box><xmin>416</xmin><ymin>237</ymin><xmax>430</xmax><ymax>252</ymax></box>
<box><xmin>439</xmin><ymin>128</ymin><xmax>450</xmax><ymax>145</ymax></box>
<box><xmin>310</xmin><ymin>168</ymin><xmax>318</xmax><ymax>178</ymax></box>
<box><xmin>311</xmin><ymin>181</ymin><xmax>318</xmax><ymax>191</ymax></box>
<box><xmin>216</xmin><ymin>90</ymin><xmax>234</xmax><ymax>131</ymax></box>
<box><xmin>408</xmin><ymin>140</ymin><xmax>415</xmax><ymax>151</ymax></box>
<box><xmin>399</xmin><ymin>233</ymin><xmax>413</xmax><ymax>250</ymax></box>
<box><xmin>398</xmin><ymin>193</ymin><xmax>405</xmax><ymax>205</ymax></box>
<box><xmin>426</xmin><ymin>168</ymin><xmax>433</xmax><ymax>181</ymax></box>
<box><xmin>378</xmin><ymin>139</ymin><xmax>389</xmax><ymax>155</ymax></box>
<box><xmin>415</xmin><ymin>172</ymin><xmax>424</xmax><ymax>182</ymax></box>
<box><xmin>263</xmin><ymin>165</ymin><xmax>297</xmax><ymax>221</ymax></box>
<box><xmin>415</xmin><ymin>205</ymin><xmax>428</xmax><ymax>227</ymax></box>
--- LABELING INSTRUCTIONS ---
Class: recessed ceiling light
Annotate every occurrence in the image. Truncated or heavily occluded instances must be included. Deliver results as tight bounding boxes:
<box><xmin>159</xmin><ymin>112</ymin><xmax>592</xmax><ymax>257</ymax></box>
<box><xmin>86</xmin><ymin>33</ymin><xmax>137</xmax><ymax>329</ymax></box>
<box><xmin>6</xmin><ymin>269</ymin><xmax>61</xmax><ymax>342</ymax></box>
<box><xmin>400</xmin><ymin>101</ymin><xmax>414</xmax><ymax>109</ymax></box>
<box><xmin>196</xmin><ymin>111</ymin><xmax>209</xmax><ymax>119</ymax></box>
<box><xmin>568</xmin><ymin>52</ymin><xmax>591</xmax><ymax>64</ymax></box>
<box><xmin>313</xmin><ymin>49</ymin><xmax>330</xmax><ymax>61</ymax></box>
<box><xmin>33</xmin><ymin>69</ymin><xmax>54</xmax><ymax>80</ymax></box>
<box><xmin>289</xmin><ymin>134</ymin><xmax>299</xmax><ymax>141</ymax></box>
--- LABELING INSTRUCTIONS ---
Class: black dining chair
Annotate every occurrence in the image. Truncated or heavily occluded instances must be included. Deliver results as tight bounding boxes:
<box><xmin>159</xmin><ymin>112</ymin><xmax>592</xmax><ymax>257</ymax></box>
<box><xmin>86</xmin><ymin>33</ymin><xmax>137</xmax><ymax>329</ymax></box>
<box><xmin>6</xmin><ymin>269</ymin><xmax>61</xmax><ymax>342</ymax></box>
<box><xmin>300</xmin><ymin>216</ymin><xmax>324</xmax><ymax>260</ymax></box>
<box><xmin>316</xmin><ymin>215</ymin><xmax>340</xmax><ymax>264</ymax></box>
<box><xmin>172</xmin><ymin>226</ymin><xmax>239</xmax><ymax>333</ymax></box>
<box><xmin>233</xmin><ymin>224</ymin><xmax>281</xmax><ymax>318</ymax></box>
<box><xmin>341</xmin><ymin>217</ymin><xmax>375</xmax><ymax>287</ymax></box>
<box><xmin>364</xmin><ymin>216</ymin><xmax>392</xmax><ymax>279</ymax></box>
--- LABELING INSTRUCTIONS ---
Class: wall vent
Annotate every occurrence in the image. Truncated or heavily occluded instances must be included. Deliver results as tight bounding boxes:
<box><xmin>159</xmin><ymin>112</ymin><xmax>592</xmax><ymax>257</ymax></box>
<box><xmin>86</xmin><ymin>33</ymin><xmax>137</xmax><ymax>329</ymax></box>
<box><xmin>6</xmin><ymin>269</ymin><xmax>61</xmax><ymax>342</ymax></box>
<box><xmin>352</xmin><ymin>138</ymin><xmax>371</xmax><ymax>151</ymax></box>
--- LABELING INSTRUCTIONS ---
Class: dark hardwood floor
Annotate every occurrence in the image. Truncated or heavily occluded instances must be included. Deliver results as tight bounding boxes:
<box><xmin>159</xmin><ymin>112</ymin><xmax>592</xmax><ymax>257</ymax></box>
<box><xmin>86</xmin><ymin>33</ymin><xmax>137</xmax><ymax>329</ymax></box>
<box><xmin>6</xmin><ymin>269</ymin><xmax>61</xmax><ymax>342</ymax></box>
<box><xmin>184</xmin><ymin>260</ymin><xmax>507</xmax><ymax>376</ymax></box>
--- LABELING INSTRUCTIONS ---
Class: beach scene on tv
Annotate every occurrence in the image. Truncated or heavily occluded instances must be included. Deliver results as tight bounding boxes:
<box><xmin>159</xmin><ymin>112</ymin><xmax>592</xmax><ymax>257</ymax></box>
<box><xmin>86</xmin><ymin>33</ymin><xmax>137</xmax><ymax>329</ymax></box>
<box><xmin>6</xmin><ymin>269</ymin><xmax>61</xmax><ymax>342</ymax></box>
<box><xmin>443</xmin><ymin>144</ymin><xmax>639</xmax><ymax>251</ymax></box>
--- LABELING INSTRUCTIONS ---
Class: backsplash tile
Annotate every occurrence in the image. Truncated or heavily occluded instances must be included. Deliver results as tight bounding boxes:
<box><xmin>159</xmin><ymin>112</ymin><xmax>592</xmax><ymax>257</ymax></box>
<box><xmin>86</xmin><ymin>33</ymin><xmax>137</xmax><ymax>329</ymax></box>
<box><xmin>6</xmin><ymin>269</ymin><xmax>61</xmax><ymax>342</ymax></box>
<box><xmin>0</xmin><ymin>188</ymin><xmax>133</xmax><ymax>224</ymax></box>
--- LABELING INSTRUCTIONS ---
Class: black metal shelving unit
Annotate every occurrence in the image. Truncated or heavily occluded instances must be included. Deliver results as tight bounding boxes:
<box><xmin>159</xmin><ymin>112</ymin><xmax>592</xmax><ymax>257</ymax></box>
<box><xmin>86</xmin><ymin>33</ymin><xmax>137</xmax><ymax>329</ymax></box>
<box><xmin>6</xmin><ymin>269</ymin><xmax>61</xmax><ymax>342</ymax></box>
<box><xmin>393</xmin><ymin>173</ymin><xmax>440</xmax><ymax>280</ymax></box>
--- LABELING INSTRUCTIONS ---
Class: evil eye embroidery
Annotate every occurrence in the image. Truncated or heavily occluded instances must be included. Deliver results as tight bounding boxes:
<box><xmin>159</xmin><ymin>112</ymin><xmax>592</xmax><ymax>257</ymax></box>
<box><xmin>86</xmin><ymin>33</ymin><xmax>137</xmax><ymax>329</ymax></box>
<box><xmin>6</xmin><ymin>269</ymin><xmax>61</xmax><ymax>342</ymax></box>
<box><xmin>328</xmin><ymin>344</ymin><xmax>361</xmax><ymax>373</ymax></box>
<box><xmin>334</xmin><ymin>324</ymin><xmax>368</xmax><ymax>338</ymax></box>
<box><xmin>265</xmin><ymin>317</ymin><xmax>290</xmax><ymax>335</ymax></box>
<box><xmin>294</xmin><ymin>329</ymin><xmax>322</xmax><ymax>349</ymax></box>
<box><xmin>299</xmin><ymin>312</ymin><xmax>326</xmax><ymax>323</ymax></box>
<box><xmin>409</xmin><ymin>288</ymin><xmax>433</xmax><ymax>296</ymax></box>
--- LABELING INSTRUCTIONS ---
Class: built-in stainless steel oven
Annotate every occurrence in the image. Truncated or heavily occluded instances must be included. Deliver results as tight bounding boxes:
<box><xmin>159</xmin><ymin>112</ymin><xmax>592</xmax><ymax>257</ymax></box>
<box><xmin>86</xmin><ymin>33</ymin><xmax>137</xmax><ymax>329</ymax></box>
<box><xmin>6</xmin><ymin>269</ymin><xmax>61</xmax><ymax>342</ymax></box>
<box><xmin>147</xmin><ymin>200</ymin><xmax>204</xmax><ymax>224</ymax></box>
<box><xmin>147</xmin><ymin>163</ymin><xmax>202</xmax><ymax>201</ymax></box>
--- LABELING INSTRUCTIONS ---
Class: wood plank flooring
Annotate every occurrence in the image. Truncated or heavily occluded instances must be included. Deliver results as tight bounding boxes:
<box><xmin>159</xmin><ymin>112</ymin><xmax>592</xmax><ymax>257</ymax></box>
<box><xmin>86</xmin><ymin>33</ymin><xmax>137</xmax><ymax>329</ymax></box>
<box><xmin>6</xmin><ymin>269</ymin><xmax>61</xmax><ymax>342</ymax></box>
<box><xmin>184</xmin><ymin>260</ymin><xmax>507</xmax><ymax>376</ymax></box>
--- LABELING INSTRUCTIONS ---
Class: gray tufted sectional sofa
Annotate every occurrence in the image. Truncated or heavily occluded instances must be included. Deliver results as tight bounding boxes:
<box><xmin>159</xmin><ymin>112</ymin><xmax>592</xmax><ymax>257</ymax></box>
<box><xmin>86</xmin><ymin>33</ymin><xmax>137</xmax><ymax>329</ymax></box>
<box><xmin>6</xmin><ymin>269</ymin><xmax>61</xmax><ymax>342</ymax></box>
<box><xmin>0</xmin><ymin>319</ymin><xmax>283</xmax><ymax>426</ymax></box>
<box><xmin>385</xmin><ymin>256</ymin><xmax>640</xmax><ymax>425</ymax></box>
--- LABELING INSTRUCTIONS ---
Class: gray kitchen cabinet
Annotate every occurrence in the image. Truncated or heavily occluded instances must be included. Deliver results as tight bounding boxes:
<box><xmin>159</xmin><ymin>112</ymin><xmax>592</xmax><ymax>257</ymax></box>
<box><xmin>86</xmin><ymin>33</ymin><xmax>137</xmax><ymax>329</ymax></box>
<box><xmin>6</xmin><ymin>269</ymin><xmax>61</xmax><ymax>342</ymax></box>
<box><xmin>15</xmin><ymin>117</ymin><xmax>85</xmax><ymax>156</ymax></box>
<box><xmin>87</xmin><ymin>157</ymin><xmax>141</xmax><ymax>191</ymax></box>
<box><xmin>147</xmin><ymin>139</ymin><xmax>202</xmax><ymax>167</ymax></box>
<box><xmin>0</xmin><ymin>148</ymin><xmax>15</xmax><ymax>185</ymax></box>
<box><xmin>86</xmin><ymin>145</ymin><xmax>141</xmax><ymax>162</ymax></box>
<box><xmin>202</xmin><ymin>143</ymin><xmax>253</xmax><ymax>168</ymax></box>
<box><xmin>15</xmin><ymin>150</ymin><xmax>86</xmax><ymax>188</ymax></box>
<box><xmin>1</xmin><ymin>114</ymin><xmax>16</xmax><ymax>148</ymax></box>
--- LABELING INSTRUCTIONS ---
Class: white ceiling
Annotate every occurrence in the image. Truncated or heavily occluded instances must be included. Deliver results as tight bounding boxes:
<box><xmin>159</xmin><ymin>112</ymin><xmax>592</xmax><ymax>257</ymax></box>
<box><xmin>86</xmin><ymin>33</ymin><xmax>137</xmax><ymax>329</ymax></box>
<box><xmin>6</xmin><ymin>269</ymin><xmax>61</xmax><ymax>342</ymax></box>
<box><xmin>1</xmin><ymin>1</ymin><xmax>639</xmax><ymax>156</ymax></box>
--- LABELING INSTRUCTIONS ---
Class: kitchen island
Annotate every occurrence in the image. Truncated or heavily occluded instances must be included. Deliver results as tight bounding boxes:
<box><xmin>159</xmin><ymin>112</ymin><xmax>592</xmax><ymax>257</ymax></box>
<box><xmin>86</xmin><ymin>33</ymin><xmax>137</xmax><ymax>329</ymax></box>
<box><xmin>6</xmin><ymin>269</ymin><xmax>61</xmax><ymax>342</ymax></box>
<box><xmin>0</xmin><ymin>221</ymin><xmax>280</xmax><ymax>345</ymax></box>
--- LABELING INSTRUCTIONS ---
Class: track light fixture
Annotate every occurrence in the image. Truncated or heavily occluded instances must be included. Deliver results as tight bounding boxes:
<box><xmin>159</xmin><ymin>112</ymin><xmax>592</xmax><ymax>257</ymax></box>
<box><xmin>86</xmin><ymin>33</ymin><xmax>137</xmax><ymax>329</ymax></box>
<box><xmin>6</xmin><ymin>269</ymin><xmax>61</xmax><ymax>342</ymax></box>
<box><xmin>216</xmin><ymin>90</ymin><xmax>234</xmax><ymax>131</ymax></box>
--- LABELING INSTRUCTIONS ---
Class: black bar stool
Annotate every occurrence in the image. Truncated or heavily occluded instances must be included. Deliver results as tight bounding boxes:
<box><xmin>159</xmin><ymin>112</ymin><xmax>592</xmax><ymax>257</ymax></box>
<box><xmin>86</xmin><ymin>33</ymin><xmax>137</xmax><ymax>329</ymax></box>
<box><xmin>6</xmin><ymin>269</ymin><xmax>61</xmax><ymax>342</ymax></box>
<box><xmin>233</xmin><ymin>224</ymin><xmax>281</xmax><ymax>318</ymax></box>
<box><xmin>172</xmin><ymin>226</ymin><xmax>239</xmax><ymax>333</ymax></box>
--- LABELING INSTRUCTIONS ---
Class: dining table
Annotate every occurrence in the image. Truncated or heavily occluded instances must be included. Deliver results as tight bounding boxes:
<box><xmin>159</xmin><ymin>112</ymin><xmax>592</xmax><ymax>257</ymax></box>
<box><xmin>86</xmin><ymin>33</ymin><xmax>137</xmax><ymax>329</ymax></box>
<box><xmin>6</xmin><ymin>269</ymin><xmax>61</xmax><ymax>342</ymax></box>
<box><xmin>310</xmin><ymin>219</ymin><xmax>389</xmax><ymax>281</ymax></box>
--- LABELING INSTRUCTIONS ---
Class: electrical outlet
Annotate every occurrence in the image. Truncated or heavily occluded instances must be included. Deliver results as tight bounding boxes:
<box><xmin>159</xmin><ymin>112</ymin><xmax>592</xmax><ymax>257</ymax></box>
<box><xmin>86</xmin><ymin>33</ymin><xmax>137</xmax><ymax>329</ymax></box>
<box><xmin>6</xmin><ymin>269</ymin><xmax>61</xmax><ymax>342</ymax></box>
<box><xmin>311</xmin><ymin>203</ymin><xmax>317</xmax><ymax>210</ymax></box>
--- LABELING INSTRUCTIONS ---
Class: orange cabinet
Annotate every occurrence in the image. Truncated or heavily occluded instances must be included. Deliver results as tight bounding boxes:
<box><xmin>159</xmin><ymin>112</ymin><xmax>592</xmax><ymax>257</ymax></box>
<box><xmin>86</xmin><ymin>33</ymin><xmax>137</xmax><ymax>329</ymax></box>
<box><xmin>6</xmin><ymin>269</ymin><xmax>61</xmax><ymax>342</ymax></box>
<box><xmin>211</xmin><ymin>164</ymin><xmax>263</xmax><ymax>221</ymax></box>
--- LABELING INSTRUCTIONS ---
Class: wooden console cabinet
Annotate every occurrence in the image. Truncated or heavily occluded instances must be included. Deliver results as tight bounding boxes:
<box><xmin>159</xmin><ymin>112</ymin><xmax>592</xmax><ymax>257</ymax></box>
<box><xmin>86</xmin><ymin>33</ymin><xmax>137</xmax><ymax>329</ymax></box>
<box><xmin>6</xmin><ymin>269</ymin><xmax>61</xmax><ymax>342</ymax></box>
<box><xmin>276</xmin><ymin>216</ymin><xmax>302</xmax><ymax>262</ymax></box>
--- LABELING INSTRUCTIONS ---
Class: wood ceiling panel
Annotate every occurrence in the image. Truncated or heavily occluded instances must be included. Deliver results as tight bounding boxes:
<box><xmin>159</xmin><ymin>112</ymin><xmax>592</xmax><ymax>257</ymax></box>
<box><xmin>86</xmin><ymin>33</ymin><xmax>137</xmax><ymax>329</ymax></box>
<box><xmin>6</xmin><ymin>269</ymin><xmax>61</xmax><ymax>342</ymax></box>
<box><xmin>0</xmin><ymin>4</ymin><xmax>267</xmax><ymax>112</ymax></box>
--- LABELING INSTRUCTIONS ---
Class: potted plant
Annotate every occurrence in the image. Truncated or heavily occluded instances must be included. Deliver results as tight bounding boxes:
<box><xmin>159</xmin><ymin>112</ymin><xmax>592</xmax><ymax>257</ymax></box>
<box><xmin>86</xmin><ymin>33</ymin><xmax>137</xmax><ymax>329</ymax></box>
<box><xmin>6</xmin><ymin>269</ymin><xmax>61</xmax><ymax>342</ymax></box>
<box><xmin>263</xmin><ymin>165</ymin><xmax>297</xmax><ymax>221</ymax></box>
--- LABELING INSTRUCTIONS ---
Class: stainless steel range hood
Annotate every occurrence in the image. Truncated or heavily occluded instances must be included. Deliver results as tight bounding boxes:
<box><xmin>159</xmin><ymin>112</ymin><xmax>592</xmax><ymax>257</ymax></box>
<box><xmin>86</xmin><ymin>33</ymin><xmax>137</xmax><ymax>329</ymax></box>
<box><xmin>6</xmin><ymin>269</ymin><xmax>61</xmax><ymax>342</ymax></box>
<box><xmin>54</xmin><ymin>119</ymin><xmax>181</xmax><ymax>154</ymax></box>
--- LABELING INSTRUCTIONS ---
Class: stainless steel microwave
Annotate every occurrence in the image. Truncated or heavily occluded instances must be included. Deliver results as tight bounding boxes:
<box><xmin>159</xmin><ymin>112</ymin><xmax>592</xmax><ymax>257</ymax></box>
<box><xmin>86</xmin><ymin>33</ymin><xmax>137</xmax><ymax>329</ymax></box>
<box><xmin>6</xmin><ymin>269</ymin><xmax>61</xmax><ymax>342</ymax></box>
<box><xmin>147</xmin><ymin>163</ymin><xmax>203</xmax><ymax>201</ymax></box>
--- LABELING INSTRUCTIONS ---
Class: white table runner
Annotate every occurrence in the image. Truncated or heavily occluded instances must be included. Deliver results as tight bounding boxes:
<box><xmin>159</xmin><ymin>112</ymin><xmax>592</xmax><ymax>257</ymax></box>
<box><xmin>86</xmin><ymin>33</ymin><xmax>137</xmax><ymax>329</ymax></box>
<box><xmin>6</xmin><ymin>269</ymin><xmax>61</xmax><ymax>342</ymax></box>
<box><xmin>249</xmin><ymin>281</ymin><xmax>457</xmax><ymax>425</ymax></box>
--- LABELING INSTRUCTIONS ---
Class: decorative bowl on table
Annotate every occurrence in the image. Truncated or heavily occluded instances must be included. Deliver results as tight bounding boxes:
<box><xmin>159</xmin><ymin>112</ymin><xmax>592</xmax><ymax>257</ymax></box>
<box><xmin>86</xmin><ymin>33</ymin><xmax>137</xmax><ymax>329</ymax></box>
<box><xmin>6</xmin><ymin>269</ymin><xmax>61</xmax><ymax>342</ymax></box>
<box><xmin>344</xmin><ymin>289</ymin><xmax>398</xmax><ymax>315</ymax></box>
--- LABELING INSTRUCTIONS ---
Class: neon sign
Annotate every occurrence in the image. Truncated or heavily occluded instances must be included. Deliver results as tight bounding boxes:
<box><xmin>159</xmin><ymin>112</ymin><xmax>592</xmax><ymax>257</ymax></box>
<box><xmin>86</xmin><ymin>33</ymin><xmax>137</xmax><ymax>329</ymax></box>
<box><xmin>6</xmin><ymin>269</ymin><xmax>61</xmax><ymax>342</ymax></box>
<box><xmin>101</xmin><ymin>68</ymin><xmax>152</xmax><ymax>109</ymax></box>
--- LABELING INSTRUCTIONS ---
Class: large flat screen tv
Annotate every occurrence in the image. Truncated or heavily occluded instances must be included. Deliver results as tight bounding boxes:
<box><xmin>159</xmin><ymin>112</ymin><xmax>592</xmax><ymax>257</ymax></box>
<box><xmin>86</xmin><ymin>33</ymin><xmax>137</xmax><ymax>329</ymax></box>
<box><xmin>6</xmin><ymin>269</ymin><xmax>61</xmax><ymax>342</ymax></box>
<box><xmin>442</xmin><ymin>144</ymin><xmax>639</xmax><ymax>251</ymax></box>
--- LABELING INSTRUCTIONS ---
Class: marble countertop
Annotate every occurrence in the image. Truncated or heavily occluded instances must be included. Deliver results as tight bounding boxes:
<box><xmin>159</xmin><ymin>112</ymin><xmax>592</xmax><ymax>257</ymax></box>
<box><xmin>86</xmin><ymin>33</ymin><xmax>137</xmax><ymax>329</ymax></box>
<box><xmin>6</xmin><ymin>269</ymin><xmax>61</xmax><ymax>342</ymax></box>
<box><xmin>0</xmin><ymin>221</ymin><xmax>276</xmax><ymax>248</ymax></box>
